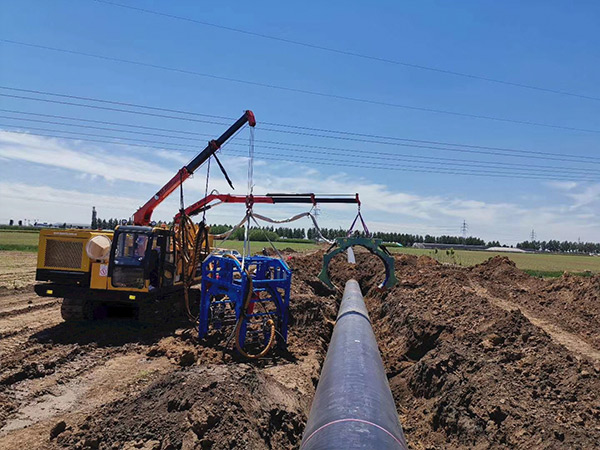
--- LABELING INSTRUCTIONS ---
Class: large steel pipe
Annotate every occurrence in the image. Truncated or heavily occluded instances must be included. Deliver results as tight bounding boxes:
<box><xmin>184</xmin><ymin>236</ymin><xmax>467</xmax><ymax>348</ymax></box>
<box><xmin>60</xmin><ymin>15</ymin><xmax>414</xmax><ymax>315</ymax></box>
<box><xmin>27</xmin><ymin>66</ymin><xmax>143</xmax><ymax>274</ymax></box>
<box><xmin>301</xmin><ymin>279</ymin><xmax>408</xmax><ymax>449</ymax></box>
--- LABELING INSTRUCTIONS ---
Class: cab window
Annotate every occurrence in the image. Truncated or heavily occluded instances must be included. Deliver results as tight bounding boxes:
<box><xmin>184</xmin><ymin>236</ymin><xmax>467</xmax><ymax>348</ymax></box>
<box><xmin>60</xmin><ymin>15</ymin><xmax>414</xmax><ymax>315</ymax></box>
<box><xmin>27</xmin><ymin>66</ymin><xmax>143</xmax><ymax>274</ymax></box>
<box><xmin>114</xmin><ymin>232</ymin><xmax>149</xmax><ymax>266</ymax></box>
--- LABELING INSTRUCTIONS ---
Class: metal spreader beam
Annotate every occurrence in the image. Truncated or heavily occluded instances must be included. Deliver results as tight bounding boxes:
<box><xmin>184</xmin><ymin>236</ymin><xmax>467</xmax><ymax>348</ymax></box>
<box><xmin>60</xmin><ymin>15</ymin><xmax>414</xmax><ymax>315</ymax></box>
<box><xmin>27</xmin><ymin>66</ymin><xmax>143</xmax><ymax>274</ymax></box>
<box><xmin>301</xmin><ymin>279</ymin><xmax>408</xmax><ymax>449</ymax></box>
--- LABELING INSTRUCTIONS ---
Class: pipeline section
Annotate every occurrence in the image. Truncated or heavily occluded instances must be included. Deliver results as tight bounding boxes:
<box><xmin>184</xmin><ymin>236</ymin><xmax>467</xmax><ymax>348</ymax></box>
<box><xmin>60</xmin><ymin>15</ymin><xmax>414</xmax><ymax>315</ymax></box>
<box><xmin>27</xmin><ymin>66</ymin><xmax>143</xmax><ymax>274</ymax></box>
<box><xmin>300</xmin><ymin>279</ymin><xmax>408</xmax><ymax>449</ymax></box>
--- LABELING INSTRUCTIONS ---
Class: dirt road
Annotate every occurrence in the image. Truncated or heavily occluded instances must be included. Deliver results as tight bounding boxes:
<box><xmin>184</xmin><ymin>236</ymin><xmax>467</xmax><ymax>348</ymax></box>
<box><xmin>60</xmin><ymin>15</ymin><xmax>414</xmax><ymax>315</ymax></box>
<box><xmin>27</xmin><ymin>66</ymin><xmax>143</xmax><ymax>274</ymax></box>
<box><xmin>0</xmin><ymin>251</ymin><xmax>599</xmax><ymax>449</ymax></box>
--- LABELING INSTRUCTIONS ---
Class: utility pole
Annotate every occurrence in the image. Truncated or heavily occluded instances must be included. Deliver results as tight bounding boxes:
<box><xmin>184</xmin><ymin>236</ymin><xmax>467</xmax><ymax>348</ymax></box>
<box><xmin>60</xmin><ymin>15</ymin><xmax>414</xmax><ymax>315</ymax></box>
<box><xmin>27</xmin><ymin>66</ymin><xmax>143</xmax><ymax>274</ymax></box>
<box><xmin>461</xmin><ymin>220</ymin><xmax>468</xmax><ymax>244</ymax></box>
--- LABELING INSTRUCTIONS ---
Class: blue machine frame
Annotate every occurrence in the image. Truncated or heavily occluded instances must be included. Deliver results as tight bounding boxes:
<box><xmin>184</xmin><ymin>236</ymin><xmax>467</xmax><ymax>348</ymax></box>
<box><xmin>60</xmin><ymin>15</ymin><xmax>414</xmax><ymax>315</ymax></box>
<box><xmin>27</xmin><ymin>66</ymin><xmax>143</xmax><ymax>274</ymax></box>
<box><xmin>199</xmin><ymin>255</ymin><xmax>292</xmax><ymax>351</ymax></box>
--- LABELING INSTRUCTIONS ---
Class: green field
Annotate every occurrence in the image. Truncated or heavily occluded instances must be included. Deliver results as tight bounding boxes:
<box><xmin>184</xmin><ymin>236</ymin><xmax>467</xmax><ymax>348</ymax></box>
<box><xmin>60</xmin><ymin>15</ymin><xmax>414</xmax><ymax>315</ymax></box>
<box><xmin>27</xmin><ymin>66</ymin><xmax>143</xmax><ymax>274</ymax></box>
<box><xmin>0</xmin><ymin>230</ymin><xmax>40</xmax><ymax>251</ymax></box>
<box><xmin>391</xmin><ymin>247</ymin><xmax>600</xmax><ymax>276</ymax></box>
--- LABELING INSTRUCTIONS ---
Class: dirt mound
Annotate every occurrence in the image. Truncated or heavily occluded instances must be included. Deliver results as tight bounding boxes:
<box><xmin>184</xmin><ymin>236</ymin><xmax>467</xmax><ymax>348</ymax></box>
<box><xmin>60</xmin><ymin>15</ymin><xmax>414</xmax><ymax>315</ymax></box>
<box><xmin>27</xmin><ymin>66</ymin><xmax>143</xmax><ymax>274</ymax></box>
<box><xmin>55</xmin><ymin>365</ymin><xmax>307</xmax><ymax>450</ymax></box>
<box><xmin>367</xmin><ymin>258</ymin><xmax>600</xmax><ymax>449</ymax></box>
<box><xmin>259</xmin><ymin>247</ymin><xmax>298</xmax><ymax>258</ymax></box>
<box><xmin>546</xmin><ymin>273</ymin><xmax>600</xmax><ymax>317</ymax></box>
<box><xmin>417</xmin><ymin>255</ymin><xmax>440</xmax><ymax>267</ymax></box>
<box><xmin>470</xmin><ymin>255</ymin><xmax>530</xmax><ymax>281</ymax></box>
<box><xmin>395</xmin><ymin>253</ymin><xmax>419</xmax><ymax>267</ymax></box>
<box><xmin>475</xmin><ymin>261</ymin><xmax>600</xmax><ymax>349</ymax></box>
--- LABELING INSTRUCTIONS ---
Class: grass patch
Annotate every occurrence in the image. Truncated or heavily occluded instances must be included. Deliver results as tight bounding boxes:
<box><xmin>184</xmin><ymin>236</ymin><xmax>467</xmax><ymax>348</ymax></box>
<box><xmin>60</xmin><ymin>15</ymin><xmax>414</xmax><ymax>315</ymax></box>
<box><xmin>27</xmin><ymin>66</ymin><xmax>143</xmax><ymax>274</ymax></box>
<box><xmin>391</xmin><ymin>247</ymin><xmax>600</xmax><ymax>274</ymax></box>
<box><xmin>524</xmin><ymin>269</ymin><xmax>594</xmax><ymax>278</ymax></box>
<box><xmin>0</xmin><ymin>231</ymin><xmax>40</xmax><ymax>246</ymax></box>
<box><xmin>0</xmin><ymin>226</ymin><xmax>41</xmax><ymax>232</ymax></box>
<box><xmin>276</xmin><ymin>238</ymin><xmax>314</xmax><ymax>244</ymax></box>
<box><xmin>0</xmin><ymin>244</ymin><xmax>38</xmax><ymax>252</ymax></box>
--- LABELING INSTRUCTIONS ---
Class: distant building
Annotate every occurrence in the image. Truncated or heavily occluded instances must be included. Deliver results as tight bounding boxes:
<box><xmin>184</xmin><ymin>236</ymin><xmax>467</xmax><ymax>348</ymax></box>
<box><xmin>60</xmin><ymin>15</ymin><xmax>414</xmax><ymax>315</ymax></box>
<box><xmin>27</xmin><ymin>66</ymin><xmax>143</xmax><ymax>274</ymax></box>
<box><xmin>485</xmin><ymin>246</ymin><xmax>528</xmax><ymax>253</ymax></box>
<box><xmin>412</xmin><ymin>243</ymin><xmax>487</xmax><ymax>251</ymax></box>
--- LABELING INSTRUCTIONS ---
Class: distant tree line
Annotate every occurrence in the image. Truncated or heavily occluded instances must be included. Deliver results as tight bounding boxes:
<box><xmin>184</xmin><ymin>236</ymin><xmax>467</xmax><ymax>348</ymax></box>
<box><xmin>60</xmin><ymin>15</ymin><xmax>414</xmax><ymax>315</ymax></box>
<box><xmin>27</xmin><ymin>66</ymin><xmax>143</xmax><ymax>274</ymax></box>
<box><xmin>308</xmin><ymin>228</ymin><xmax>487</xmax><ymax>246</ymax></box>
<box><xmin>76</xmin><ymin>217</ymin><xmax>599</xmax><ymax>253</ymax></box>
<box><xmin>517</xmin><ymin>240</ymin><xmax>600</xmax><ymax>254</ymax></box>
<box><xmin>93</xmin><ymin>217</ymin><xmax>121</xmax><ymax>230</ymax></box>
<box><xmin>210</xmin><ymin>225</ymin><xmax>490</xmax><ymax>246</ymax></box>
<box><xmin>91</xmin><ymin>217</ymin><xmax>168</xmax><ymax>229</ymax></box>
<box><xmin>209</xmin><ymin>225</ymin><xmax>306</xmax><ymax>242</ymax></box>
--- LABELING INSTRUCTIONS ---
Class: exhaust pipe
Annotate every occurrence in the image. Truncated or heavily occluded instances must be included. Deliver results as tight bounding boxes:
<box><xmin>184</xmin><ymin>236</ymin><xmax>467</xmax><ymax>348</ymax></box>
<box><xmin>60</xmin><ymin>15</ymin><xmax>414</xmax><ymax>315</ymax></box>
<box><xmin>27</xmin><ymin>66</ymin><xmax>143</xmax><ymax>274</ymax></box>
<box><xmin>301</xmin><ymin>279</ymin><xmax>408</xmax><ymax>449</ymax></box>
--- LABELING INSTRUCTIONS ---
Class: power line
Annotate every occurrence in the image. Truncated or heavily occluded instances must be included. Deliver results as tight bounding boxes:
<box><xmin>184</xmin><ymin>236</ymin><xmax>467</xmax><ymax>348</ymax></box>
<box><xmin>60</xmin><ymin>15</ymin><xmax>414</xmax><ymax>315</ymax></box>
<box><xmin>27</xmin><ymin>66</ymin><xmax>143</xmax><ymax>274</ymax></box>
<box><xmin>7</xmin><ymin>86</ymin><xmax>600</xmax><ymax>163</ymax></box>
<box><xmin>2</xmin><ymin>127</ymin><xmax>599</xmax><ymax>182</ymax></box>
<box><xmin>238</xmin><ymin>138</ymin><xmax>600</xmax><ymax>173</ymax></box>
<box><xmin>0</xmin><ymin>108</ymin><xmax>214</xmax><ymax>136</ymax></box>
<box><xmin>91</xmin><ymin>0</ymin><xmax>600</xmax><ymax>103</ymax></box>
<box><xmin>2</xmin><ymin>39</ymin><xmax>600</xmax><ymax>134</ymax></box>
<box><xmin>0</xmin><ymin>92</ymin><xmax>231</xmax><ymax>126</ymax></box>
<box><xmin>223</xmin><ymin>153</ymin><xmax>600</xmax><ymax>182</ymax></box>
<box><xmin>2</xmin><ymin>120</ymin><xmax>598</xmax><ymax>177</ymax></box>
<box><xmin>259</xmin><ymin>127</ymin><xmax>600</xmax><ymax>165</ymax></box>
<box><xmin>2</xmin><ymin>114</ymin><xmax>598</xmax><ymax>174</ymax></box>
<box><xmin>1</xmin><ymin>87</ymin><xmax>599</xmax><ymax>165</ymax></box>
<box><xmin>0</xmin><ymin>114</ymin><xmax>217</xmax><ymax>142</ymax></box>
<box><xmin>0</xmin><ymin>123</ymin><xmax>202</xmax><ymax>149</ymax></box>
<box><xmin>252</xmin><ymin>143</ymin><xmax>600</xmax><ymax>177</ymax></box>
<box><xmin>260</xmin><ymin>122</ymin><xmax>600</xmax><ymax>162</ymax></box>
<box><xmin>0</xmin><ymin>87</ymin><xmax>234</xmax><ymax>121</ymax></box>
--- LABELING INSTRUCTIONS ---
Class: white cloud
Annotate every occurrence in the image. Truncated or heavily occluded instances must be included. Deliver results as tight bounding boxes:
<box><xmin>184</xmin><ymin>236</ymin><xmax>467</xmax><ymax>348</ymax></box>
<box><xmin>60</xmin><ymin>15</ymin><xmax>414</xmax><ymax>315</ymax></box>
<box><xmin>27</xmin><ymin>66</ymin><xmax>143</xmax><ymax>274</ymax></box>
<box><xmin>546</xmin><ymin>181</ymin><xmax>578</xmax><ymax>191</ymax></box>
<box><xmin>0</xmin><ymin>131</ymin><xmax>256</xmax><ymax>192</ymax></box>
<box><xmin>1</xmin><ymin>133</ymin><xmax>599</xmax><ymax>244</ymax></box>
<box><xmin>154</xmin><ymin>149</ymin><xmax>191</xmax><ymax>164</ymax></box>
<box><xmin>0</xmin><ymin>131</ymin><xmax>175</xmax><ymax>184</ymax></box>
<box><xmin>565</xmin><ymin>183</ymin><xmax>600</xmax><ymax>209</ymax></box>
<box><xmin>0</xmin><ymin>182</ymin><xmax>137</xmax><ymax>224</ymax></box>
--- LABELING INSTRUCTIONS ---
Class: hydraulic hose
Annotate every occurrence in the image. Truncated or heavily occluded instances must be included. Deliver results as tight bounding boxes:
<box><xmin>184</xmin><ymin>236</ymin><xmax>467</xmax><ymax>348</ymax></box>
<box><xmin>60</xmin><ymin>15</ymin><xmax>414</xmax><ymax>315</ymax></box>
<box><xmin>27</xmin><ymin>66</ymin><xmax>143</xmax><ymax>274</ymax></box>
<box><xmin>224</xmin><ymin>254</ymin><xmax>276</xmax><ymax>359</ymax></box>
<box><xmin>176</xmin><ymin>214</ymin><xmax>202</xmax><ymax>324</ymax></box>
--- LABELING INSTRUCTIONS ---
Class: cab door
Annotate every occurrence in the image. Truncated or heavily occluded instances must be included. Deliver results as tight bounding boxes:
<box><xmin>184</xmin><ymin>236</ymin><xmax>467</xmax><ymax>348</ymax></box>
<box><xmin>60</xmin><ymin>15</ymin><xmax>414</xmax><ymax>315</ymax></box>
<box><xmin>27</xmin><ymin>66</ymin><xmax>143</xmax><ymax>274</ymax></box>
<box><xmin>160</xmin><ymin>233</ymin><xmax>176</xmax><ymax>287</ymax></box>
<box><xmin>109</xmin><ymin>229</ymin><xmax>150</xmax><ymax>290</ymax></box>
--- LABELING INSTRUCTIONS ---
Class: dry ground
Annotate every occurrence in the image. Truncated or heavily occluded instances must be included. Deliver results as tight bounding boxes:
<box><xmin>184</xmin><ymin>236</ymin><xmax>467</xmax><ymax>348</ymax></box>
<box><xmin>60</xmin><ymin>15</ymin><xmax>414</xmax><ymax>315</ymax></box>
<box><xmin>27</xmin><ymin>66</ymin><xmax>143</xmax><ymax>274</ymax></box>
<box><xmin>0</xmin><ymin>250</ymin><xmax>598</xmax><ymax>449</ymax></box>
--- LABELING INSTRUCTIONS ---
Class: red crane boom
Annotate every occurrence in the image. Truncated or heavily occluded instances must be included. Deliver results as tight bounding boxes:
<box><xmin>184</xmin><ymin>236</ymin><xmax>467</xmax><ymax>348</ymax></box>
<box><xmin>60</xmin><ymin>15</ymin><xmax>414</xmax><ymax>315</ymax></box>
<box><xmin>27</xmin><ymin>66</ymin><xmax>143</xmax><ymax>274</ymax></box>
<box><xmin>174</xmin><ymin>193</ymin><xmax>360</xmax><ymax>222</ymax></box>
<box><xmin>132</xmin><ymin>110</ymin><xmax>256</xmax><ymax>226</ymax></box>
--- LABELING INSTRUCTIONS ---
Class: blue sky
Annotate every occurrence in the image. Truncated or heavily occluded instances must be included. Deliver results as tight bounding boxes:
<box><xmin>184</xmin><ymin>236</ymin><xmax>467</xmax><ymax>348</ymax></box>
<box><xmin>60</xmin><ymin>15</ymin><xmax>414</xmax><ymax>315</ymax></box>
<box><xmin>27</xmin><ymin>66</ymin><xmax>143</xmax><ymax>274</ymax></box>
<box><xmin>0</xmin><ymin>0</ymin><xmax>599</xmax><ymax>244</ymax></box>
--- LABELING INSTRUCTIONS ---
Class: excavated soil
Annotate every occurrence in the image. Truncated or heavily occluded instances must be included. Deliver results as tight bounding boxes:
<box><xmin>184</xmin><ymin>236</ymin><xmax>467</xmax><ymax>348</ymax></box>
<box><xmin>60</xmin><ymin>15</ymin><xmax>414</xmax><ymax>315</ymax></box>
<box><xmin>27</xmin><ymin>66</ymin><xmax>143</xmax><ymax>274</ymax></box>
<box><xmin>0</xmin><ymin>250</ymin><xmax>599</xmax><ymax>449</ymax></box>
<box><xmin>365</xmin><ymin>254</ymin><xmax>600</xmax><ymax>449</ymax></box>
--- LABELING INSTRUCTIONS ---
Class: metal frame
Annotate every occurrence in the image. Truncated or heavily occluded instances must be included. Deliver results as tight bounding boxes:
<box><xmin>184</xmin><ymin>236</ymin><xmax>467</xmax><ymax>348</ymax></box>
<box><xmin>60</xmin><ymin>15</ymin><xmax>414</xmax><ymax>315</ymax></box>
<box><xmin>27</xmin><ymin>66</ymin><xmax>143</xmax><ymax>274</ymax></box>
<box><xmin>318</xmin><ymin>236</ymin><xmax>398</xmax><ymax>290</ymax></box>
<box><xmin>199</xmin><ymin>255</ymin><xmax>292</xmax><ymax>350</ymax></box>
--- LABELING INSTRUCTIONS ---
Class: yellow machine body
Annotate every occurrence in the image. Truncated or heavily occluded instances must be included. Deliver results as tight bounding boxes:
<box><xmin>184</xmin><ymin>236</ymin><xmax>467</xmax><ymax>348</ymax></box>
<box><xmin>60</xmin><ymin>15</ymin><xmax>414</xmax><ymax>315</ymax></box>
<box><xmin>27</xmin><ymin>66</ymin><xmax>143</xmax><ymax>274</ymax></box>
<box><xmin>37</xmin><ymin>228</ymin><xmax>113</xmax><ymax>276</ymax></box>
<box><xmin>90</xmin><ymin>262</ymin><xmax>109</xmax><ymax>290</ymax></box>
<box><xmin>35</xmin><ymin>225</ymin><xmax>215</xmax><ymax>313</ymax></box>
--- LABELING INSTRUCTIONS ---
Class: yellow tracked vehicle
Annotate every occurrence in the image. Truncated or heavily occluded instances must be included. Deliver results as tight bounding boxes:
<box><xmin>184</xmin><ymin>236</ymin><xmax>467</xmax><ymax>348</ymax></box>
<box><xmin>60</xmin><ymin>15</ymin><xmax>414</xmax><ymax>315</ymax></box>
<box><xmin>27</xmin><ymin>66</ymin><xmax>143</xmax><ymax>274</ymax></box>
<box><xmin>35</xmin><ymin>226</ymin><xmax>206</xmax><ymax>320</ymax></box>
<box><xmin>34</xmin><ymin>111</ymin><xmax>255</xmax><ymax>321</ymax></box>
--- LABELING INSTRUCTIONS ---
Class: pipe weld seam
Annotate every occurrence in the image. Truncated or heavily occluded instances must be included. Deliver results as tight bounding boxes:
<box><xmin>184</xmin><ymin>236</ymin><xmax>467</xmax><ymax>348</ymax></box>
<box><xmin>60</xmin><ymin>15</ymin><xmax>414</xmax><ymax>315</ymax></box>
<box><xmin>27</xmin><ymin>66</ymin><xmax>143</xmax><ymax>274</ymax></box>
<box><xmin>336</xmin><ymin>310</ymin><xmax>371</xmax><ymax>324</ymax></box>
<box><xmin>301</xmin><ymin>418</ymin><xmax>407</xmax><ymax>449</ymax></box>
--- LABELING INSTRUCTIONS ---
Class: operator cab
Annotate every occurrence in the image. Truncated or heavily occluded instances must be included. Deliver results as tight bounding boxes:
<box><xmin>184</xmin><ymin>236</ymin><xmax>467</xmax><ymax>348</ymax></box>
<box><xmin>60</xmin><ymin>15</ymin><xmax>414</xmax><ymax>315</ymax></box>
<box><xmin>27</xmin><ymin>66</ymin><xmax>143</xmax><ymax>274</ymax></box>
<box><xmin>109</xmin><ymin>226</ymin><xmax>176</xmax><ymax>291</ymax></box>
